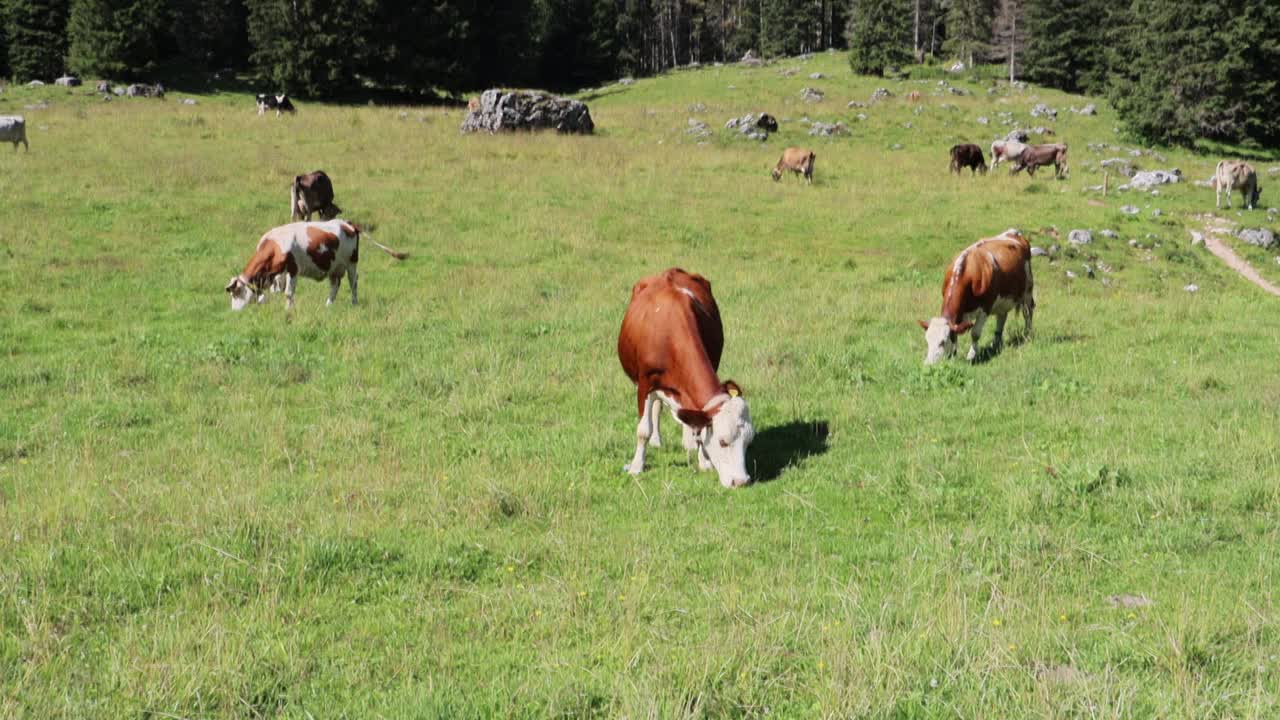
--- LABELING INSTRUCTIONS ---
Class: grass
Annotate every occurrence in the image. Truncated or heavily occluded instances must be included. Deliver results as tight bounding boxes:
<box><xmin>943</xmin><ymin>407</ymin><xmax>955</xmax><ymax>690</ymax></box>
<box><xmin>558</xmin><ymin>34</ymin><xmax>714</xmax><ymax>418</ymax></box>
<box><xmin>2</xmin><ymin>52</ymin><xmax>1279</xmax><ymax>718</ymax></box>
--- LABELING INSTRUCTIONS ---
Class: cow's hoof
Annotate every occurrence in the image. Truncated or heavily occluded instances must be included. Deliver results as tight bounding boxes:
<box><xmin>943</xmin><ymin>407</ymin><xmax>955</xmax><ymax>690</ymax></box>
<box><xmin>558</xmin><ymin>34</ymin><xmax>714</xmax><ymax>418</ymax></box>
<box><xmin>648</xmin><ymin>436</ymin><xmax>662</xmax><ymax>448</ymax></box>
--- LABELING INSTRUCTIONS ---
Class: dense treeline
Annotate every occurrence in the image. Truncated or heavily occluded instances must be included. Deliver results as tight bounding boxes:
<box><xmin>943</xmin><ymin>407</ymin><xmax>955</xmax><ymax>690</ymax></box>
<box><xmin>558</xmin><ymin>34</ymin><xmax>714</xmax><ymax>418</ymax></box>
<box><xmin>1</xmin><ymin>0</ymin><xmax>1277</xmax><ymax>146</ymax></box>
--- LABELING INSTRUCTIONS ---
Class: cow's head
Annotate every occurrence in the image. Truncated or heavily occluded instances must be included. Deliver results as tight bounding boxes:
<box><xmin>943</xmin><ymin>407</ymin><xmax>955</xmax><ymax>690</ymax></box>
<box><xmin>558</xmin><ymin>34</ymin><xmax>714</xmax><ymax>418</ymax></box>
<box><xmin>919</xmin><ymin>318</ymin><xmax>974</xmax><ymax>365</ymax></box>
<box><xmin>225</xmin><ymin>276</ymin><xmax>257</xmax><ymax>310</ymax></box>
<box><xmin>771</xmin><ymin>166</ymin><xmax>782</xmax><ymax>181</ymax></box>
<box><xmin>1252</xmin><ymin>184</ymin><xmax>1262</xmax><ymax>207</ymax></box>
<box><xmin>677</xmin><ymin>382</ymin><xmax>755</xmax><ymax>487</ymax></box>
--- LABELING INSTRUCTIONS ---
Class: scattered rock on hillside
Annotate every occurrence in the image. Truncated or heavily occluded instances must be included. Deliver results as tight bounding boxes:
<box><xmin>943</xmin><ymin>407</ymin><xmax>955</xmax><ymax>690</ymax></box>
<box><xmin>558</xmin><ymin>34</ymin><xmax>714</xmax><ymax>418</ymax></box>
<box><xmin>1100</xmin><ymin>158</ymin><xmax>1136</xmax><ymax>177</ymax></box>
<box><xmin>180</xmin><ymin>98</ymin><xmax>197</xmax><ymax>105</ymax></box>
<box><xmin>724</xmin><ymin>113</ymin><xmax>769</xmax><ymax>141</ymax></box>
<box><xmin>740</xmin><ymin>50</ymin><xmax>763</xmax><ymax>67</ymax></box>
<box><xmin>96</xmin><ymin>81</ymin><xmax>111</xmax><ymax>93</ymax></box>
<box><xmin>847</xmin><ymin>100</ymin><xmax>867</xmax><ymax>109</ymax></box>
<box><xmin>1184</xmin><ymin>284</ymin><xmax>1200</xmax><ymax>293</ymax></box>
<box><xmin>1069</xmin><ymin>230</ymin><xmax>1092</xmax><ymax>246</ymax></box>
<box><xmin>1108</xmin><ymin>594</ymin><xmax>1153</xmax><ymax>608</ymax></box>
<box><xmin>55</xmin><ymin>75</ymin><xmax>80</xmax><ymax>87</ymax></box>
<box><xmin>1120</xmin><ymin>205</ymin><xmax>1140</xmax><ymax>215</ymax></box>
<box><xmin>26</xmin><ymin>80</ymin><xmax>44</xmax><ymax>87</ymax></box>
<box><xmin>1237</xmin><ymin>228</ymin><xmax>1277</xmax><ymax>248</ymax></box>
<box><xmin>1030</xmin><ymin>103</ymin><xmax>1057</xmax><ymax>119</ymax></box>
<box><xmin>977</xmin><ymin>116</ymin><xmax>989</xmax><ymax>125</ymax></box>
<box><xmin>948</xmin><ymin>61</ymin><xmax>965</xmax><ymax>73</ymax></box>
<box><xmin>1006</xmin><ymin>128</ymin><xmax>1029</xmax><ymax>143</ymax></box>
<box><xmin>1100</xmin><ymin>229</ymin><xmax>1118</xmax><ymax>239</ymax></box>
<box><xmin>686</xmin><ymin>118</ymin><xmax>712</xmax><ymax>139</ymax></box>
<box><xmin>800</xmin><ymin>87</ymin><xmax>825</xmax><ymax>103</ymax></box>
<box><xmin>779</xmin><ymin>67</ymin><xmax>799</xmax><ymax>77</ymax></box>
<box><xmin>688</xmin><ymin>102</ymin><xmax>707</xmax><ymax>113</ymax></box>
<box><xmin>1189</xmin><ymin>230</ymin><xmax>1204</xmax><ymax>246</ymax></box>
<box><xmin>617</xmin><ymin>77</ymin><xmax>635</xmax><ymax>86</ymax></box>
<box><xmin>889</xmin><ymin>143</ymin><xmax>903</xmax><ymax>150</ymax></box>
<box><xmin>1129</xmin><ymin>169</ymin><xmax>1181</xmax><ymax>189</ymax></box>
<box><xmin>1151</xmin><ymin>208</ymin><xmax>1163</xmax><ymax>217</ymax></box>
<box><xmin>809</xmin><ymin>72</ymin><xmax>825</xmax><ymax>79</ymax></box>
<box><xmin>870</xmin><ymin>87</ymin><xmax>893</xmax><ymax>103</ymax></box>
<box><xmin>855</xmin><ymin>113</ymin><xmax>868</xmax><ymax>121</ymax></box>
<box><xmin>808</xmin><ymin>121</ymin><xmax>849</xmax><ymax>137</ymax></box>
<box><xmin>461</xmin><ymin>89</ymin><xmax>594</xmax><ymax>134</ymax></box>
<box><xmin>1031</xmin><ymin>246</ymin><xmax>1049</xmax><ymax>257</ymax></box>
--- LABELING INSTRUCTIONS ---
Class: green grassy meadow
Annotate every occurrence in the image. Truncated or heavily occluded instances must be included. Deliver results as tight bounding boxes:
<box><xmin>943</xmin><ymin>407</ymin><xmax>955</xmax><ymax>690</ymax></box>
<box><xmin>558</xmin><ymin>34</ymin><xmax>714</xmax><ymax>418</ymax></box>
<box><xmin>2</xmin><ymin>52</ymin><xmax>1279</xmax><ymax>717</ymax></box>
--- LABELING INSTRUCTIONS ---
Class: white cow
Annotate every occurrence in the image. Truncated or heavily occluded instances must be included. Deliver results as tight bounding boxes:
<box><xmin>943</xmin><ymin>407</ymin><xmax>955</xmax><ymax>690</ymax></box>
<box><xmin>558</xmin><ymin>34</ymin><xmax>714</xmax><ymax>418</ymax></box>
<box><xmin>1213</xmin><ymin>160</ymin><xmax>1260</xmax><ymax>210</ymax></box>
<box><xmin>0</xmin><ymin>116</ymin><xmax>28</xmax><ymax>151</ymax></box>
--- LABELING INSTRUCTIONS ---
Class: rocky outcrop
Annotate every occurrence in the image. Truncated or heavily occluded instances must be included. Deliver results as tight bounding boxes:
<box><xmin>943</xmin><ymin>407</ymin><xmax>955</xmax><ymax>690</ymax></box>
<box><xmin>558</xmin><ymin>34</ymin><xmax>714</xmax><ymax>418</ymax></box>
<box><xmin>460</xmin><ymin>89</ymin><xmax>594</xmax><ymax>135</ymax></box>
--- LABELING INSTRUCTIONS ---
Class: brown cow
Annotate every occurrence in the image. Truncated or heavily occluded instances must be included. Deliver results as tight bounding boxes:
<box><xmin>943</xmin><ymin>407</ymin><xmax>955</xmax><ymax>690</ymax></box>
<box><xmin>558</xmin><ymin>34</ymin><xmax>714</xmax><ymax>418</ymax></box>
<box><xmin>918</xmin><ymin>229</ymin><xmax>1035</xmax><ymax>364</ymax></box>
<box><xmin>617</xmin><ymin>268</ymin><xmax>755</xmax><ymax>487</ymax></box>
<box><xmin>772</xmin><ymin>147</ymin><xmax>816</xmax><ymax>184</ymax></box>
<box><xmin>950</xmin><ymin>144</ymin><xmax>987</xmax><ymax>175</ymax></box>
<box><xmin>905</xmin><ymin>91</ymin><xmax>922</xmax><ymax>103</ymax></box>
<box><xmin>291</xmin><ymin>170</ymin><xmax>342</xmax><ymax>221</ymax></box>
<box><xmin>1012</xmin><ymin>143</ymin><xmax>1068</xmax><ymax>178</ymax></box>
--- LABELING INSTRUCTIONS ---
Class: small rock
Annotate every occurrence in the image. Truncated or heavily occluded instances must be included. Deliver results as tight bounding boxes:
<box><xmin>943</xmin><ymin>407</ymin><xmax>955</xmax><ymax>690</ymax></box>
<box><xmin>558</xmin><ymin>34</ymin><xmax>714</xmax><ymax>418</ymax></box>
<box><xmin>1006</xmin><ymin>128</ymin><xmax>1029</xmax><ymax>143</ymax></box>
<box><xmin>1100</xmin><ymin>229</ymin><xmax>1118</xmax><ymax>239</ymax></box>
<box><xmin>1065</xmin><ymin>270</ymin><xmax>1077</xmax><ymax>279</ymax></box>
<box><xmin>1108</xmin><ymin>594</ymin><xmax>1153</xmax><ymax>608</ymax></box>
<box><xmin>1188</xmin><ymin>231</ymin><xmax>1204</xmax><ymax>246</ymax></box>
<box><xmin>808</xmin><ymin>121</ymin><xmax>849</xmax><ymax>137</ymax></box>
<box><xmin>1100</xmin><ymin>158</ymin><xmax>1136</xmax><ymax>177</ymax></box>
<box><xmin>889</xmin><ymin>143</ymin><xmax>903</xmax><ymax>150</ymax></box>
<box><xmin>855</xmin><ymin>113</ymin><xmax>867</xmax><ymax>121</ymax></box>
<box><xmin>26</xmin><ymin>80</ymin><xmax>44</xmax><ymax>87</ymax></box>
<box><xmin>847</xmin><ymin>100</ymin><xmax>867</xmax><ymax>109</ymax></box>
<box><xmin>1069</xmin><ymin>230</ymin><xmax>1092</xmax><ymax>246</ymax></box>
<box><xmin>55</xmin><ymin>75</ymin><xmax>81</xmax><ymax>87</ymax></box>
<box><xmin>181</xmin><ymin>98</ymin><xmax>197</xmax><ymax>105</ymax></box>
<box><xmin>1120</xmin><ymin>205</ymin><xmax>1140</xmax><ymax>215</ymax></box>
<box><xmin>1128</xmin><ymin>169</ymin><xmax>1181</xmax><ymax>189</ymax></box>
<box><xmin>977</xmin><ymin>116</ymin><xmax>989</xmax><ymax>125</ymax></box>
<box><xmin>618</xmin><ymin>77</ymin><xmax>635</xmax><ymax>86</ymax></box>
<box><xmin>800</xmin><ymin>87</ymin><xmax>825</xmax><ymax>103</ymax></box>
<box><xmin>688</xmin><ymin>102</ymin><xmax>707</xmax><ymax>113</ymax></box>
<box><xmin>1079</xmin><ymin>103</ymin><xmax>1097</xmax><ymax>115</ymax></box>
<box><xmin>1184</xmin><ymin>284</ymin><xmax>1199</xmax><ymax>293</ymax></box>
<box><xmin>1030</xmin><ymin>103</ymin><xmax>1057</xmax><ymax>120</ymax></box>
<box><xmin>1151</xmin><ymin>208</ymin><xmax>1163</xmax><ymax>217</ymax></box>
<box><xmin>809</xmin><ymin>72</ymin><xmax>824</xmax><ymax>79</ymax></box>
<box><xmin>870</xmin><ymin>87</ymin><xmax>893</xmax><ymax>103</ymax></box>
<box><xmin>1031</xmin><ymin>246</ymin><xmax>1048</xmax><ymax>257</ymax></box>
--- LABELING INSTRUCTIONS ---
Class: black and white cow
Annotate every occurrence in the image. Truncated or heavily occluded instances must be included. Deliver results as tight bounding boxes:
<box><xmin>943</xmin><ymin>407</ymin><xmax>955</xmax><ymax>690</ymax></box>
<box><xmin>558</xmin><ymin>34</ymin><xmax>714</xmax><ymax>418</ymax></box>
<box><xmin>256</xmin><ymin>93</ymin><xmax>297</xmax><ymax>117</ymax></box>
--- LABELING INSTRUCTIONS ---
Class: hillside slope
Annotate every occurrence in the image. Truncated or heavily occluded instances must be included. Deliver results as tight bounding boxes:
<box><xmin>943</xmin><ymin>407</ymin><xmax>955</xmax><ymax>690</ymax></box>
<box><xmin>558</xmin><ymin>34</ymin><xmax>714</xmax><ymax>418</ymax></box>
<box><xmin>0</xmin><ymin>53</ymin><xmax>1278</xmax><ymax>718</ymax></box>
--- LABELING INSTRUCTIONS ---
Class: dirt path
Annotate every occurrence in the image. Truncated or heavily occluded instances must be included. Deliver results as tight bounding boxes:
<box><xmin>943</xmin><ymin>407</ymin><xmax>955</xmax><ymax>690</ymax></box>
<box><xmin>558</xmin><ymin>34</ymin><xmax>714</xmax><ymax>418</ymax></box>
<box><xmin>1195</xmin><ymin>215</ymin><xmax>1280</xmax><ymax>297</ymax></box>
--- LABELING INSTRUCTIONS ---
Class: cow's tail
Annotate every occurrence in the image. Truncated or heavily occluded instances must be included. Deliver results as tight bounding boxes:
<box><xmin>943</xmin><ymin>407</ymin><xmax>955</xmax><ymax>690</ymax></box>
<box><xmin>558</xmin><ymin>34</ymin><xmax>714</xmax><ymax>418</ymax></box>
<box><xmin>290</xmin><ymin>176</ymin><xmax>302</xmax><ymax>220</ymax></box>
<box><xmin>362</xmin><ymin>232</ymin><xmax>408</xmax><ymax>261</ymax></box>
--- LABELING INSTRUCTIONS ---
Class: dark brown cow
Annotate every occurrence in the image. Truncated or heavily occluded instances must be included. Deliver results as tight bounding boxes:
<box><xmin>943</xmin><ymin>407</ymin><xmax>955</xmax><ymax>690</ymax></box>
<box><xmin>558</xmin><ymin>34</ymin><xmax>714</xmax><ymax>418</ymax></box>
<box><xmin>291</xmin><ymin>170</ymin><xmax>342</xmax><ymax>221</ymax></box>
<box><xmin>617</xmin><ymin>268</ymin><xmax>755</xmax><ymax>487</ymax></box>
<box><xmin>772</xmin><ymin>147</ymin><xmax>816</xmax><ymax>184</ymax></box>
<box><xmin>1012</xmin><ymin>143</ymin><xmax>1068</xmax><ymax>178</ymax></box>
<box><xmin>950</xmin><ymin>144</ymin><xmax>987</xmax><ymax>175</ymax></box>
<box><xmin>918</xmin><ymin>229</ymin><xmax>1035</xmax><ymax>364</ymax></box>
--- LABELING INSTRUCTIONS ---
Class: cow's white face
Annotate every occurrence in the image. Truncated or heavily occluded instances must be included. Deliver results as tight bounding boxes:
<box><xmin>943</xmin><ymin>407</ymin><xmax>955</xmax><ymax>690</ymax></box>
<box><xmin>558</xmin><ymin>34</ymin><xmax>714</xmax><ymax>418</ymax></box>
<box><xmin>225</xmin><ymin>277</ymin><xmax>255</xmax><ymax>310</ymax></box>
<box><xmin>922</xmin><ymin>317</ymin><xmax>957</xmax><ymax>365</ymax></box>
<box><xmin>700</xmin><ymin>396</ymin><xmax>755</xmax><ymax>487</ymax></box>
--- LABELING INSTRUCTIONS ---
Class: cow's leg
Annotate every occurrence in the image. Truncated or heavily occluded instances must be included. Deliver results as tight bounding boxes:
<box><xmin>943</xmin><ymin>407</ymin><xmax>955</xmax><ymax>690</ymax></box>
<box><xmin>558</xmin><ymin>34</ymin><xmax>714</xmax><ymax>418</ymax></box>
<box><xmin>966</xmin><ymin>313</ymin><xmax>987</xmax><ymax>362</ymax></box>
<box><xmin>626</xmin><ymin>388</ymin><xmax>658</xmax><ymax>475</ymax></box>
<box><xmin>992</xmin><ymin>312</ymin><xmax>1008</xmax><ymax>348</ymax></box>
<box><xmin>646</xmin><ymin>392</ymin><xmax>662</xmax><ymax>447</ymax></box>
<box><xmin>347</xmin><ymin>265</ymin><xmax>358</xmax><ymax>305</ymax></box>
<box><xmin>285</xmin><ymin>274</ymin><xmax>298</xmax><ymax>310</ymax></box>
<box><xmin>326</xmin><ymin>273</ymin><xmax>342</xmax><ymax>306</ymax></box>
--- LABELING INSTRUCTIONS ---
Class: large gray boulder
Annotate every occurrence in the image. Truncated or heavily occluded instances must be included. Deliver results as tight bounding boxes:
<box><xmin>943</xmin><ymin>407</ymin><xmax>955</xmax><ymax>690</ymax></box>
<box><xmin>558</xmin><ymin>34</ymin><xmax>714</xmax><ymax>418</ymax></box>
<box><xmin>55</xmin><ymin>75</ymin><xmax>81</xmax><ymax>87</ymax></box>
<box><xmin>1128</xmin><ymin>169</ymin><xmax>1181</xmax><ymax>189</ymax></box>
<box><xmin>1237</xmin><ymin>228</ymin><xmax>1277</xmax><ymax>249</ymax></box>
<box><xmin>460</xmin><ymin>89</ymin><xmax>594</xmax><ymax>134</ymax></box>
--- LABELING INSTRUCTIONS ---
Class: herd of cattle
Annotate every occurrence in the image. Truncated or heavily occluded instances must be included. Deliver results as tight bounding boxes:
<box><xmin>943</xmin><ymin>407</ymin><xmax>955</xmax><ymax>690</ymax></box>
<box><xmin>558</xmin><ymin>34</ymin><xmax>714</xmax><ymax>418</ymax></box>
<box><xmin>0</xmin><ymin>85</ymin><xmax>1270</xmax><ymax>488</ymax></box>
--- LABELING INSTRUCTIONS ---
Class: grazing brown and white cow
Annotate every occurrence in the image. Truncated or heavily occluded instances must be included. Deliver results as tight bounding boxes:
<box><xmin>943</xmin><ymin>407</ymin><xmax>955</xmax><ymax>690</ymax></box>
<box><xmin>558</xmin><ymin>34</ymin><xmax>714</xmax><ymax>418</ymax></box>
<box><xmin>0</xmin><ymin>116</ymin><xmax>28</xmax><ymax>151</ymax></box>
<box><xmin>291</xmin><ymin>170</ymin><xmax>342</xmax><ymax>221</ymax></box>
<box><xmin>1213</xmin><ymin>160</ymin><xmax>1261</xmax><ymax>210</ymax></box>
<box><xmin>772</xmin><ymin>147</ymin><xmax>816</xmax><ymax>184</ymax></box>
<box><xmin>225</xmin><ymin>219</ymin><xmax>406</xmax><ymax>310</ymax></box>
<box><xmin>919</xmin><ymin>229</ymin><xmax>1035</xmax><ymax>364</ymax></box>
<box><xmin>617</xmin><ymin>268</ymin><xmax>755</xmax><ymax>488</ymax></box>
<box><xmin>989</xmin><ymin>140</ymin><xmax>1026</xmax><ymax>170</ymax></box>
<box><xmin>1012</xmin><ymin>143</ymin><xmax>1068</xmax><ymax>178</ymax></box>
<box><xmin>950</xmin><ymin>143</ymin><xmax>987</xmax><ymax>175</ymax></box>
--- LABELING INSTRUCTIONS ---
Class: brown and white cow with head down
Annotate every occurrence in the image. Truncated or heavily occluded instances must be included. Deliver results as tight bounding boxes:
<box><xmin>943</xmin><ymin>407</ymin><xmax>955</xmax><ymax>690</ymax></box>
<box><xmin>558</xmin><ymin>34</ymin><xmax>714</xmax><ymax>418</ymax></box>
<box><xmin>1213</xmin><ymin>160</ymin><xmax>1261</xmax><ymax>210</ymax></box>
<box><xmin>617</xmin><ymin>268</ymin><xmax>755</xmax><ymax>488</ymax></box>
<box><xmin>919</xmin><ymin>229</ymin><xmax>1035</xmax><ymax>364</ymax></box>
<box><xmin>225</xmin><ymin>219</ymin><xmax>406</xmax><ymax>310</ymax></box>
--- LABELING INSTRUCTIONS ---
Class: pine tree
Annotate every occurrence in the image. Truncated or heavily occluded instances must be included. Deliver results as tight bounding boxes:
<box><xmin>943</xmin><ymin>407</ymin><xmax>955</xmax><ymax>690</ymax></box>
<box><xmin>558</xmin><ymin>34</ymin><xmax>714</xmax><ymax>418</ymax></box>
<box><xmin>246</xmin><ymin>0</ymin><xmax>376</xmax><ymax>96</ymax></box>
<box><xmin>943</xmin><ymin>0</ymin><xmax>993</xmax><ymax>69</ymax></box>
<box><xmin>167</xmin><ymin>0</ymin><xmax>249</xmax><ymax>70</ymax></box>
<box><xmin>67</xmin><ymin>0</ymin><xmax>166</xmax><ymax>79</ymax></box>
<box><xmin>1109</xmin><ymin>0</ymin><xmax>1280</xmax><ymax>146</ymax></box>
<box><xmin>989</xmin><ymin>0</ymin><xmax>1025</xmax><ymax>82</ymax></box>
<box><xmin>847</xmin><ymin>0</ymin><xmax>910</xmax><ymax>77</ymax></box>
<box><xmin>4</xmin><ymin>0</ymin><xmax>70</xmax><ymax>81</ymax></box>
<box><xmin>1022</xmin><ymin>0</ymin><xmax>1107</xmax><ymax>93</ymax></box>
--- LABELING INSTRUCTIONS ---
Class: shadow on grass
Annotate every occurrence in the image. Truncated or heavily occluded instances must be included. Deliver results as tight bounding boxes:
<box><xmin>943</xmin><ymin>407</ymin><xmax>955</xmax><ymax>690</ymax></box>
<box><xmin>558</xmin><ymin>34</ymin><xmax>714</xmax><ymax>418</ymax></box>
<box><xmin>750</xmin><ymin>420</ymin><xmax>830</xmax><ymax>484</ymax></box>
